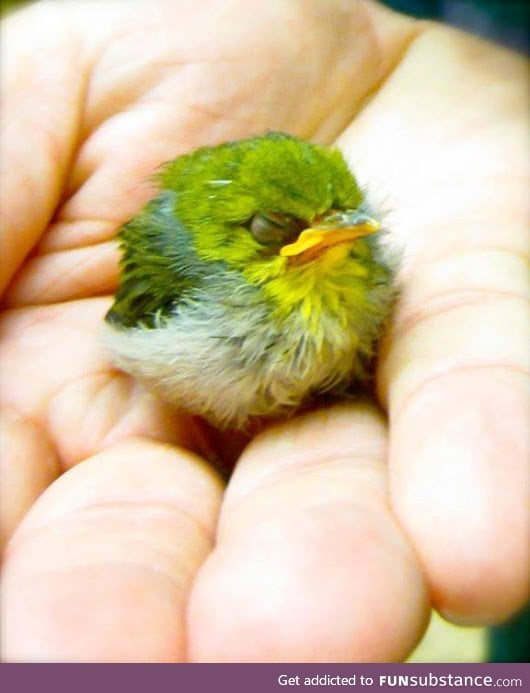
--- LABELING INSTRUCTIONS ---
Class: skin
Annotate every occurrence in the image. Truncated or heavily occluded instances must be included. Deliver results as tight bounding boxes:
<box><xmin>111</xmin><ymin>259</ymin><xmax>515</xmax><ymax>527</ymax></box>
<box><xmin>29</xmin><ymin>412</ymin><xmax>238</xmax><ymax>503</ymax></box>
<box><xmin>0</xmin><ymin>0</ymin><xmax>528</xmax><ymax>663</ymax></box>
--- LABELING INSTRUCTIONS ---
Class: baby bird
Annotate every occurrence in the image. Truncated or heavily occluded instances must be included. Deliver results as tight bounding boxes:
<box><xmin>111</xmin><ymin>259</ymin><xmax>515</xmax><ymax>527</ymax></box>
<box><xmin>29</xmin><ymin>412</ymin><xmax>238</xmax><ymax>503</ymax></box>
<box><xmin>104</xmin><ymin>133</ymin><xmax>396</xmax><ymax>429</ymax></box>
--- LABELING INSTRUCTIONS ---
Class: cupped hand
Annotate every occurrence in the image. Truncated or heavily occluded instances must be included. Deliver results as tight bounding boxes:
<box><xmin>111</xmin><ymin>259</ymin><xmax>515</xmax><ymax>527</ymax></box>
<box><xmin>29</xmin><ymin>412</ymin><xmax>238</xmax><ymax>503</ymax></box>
<box><xmin>1</xmin><ymin>0</ymin><xmax>527</xmax><ymax>662</ymax></box>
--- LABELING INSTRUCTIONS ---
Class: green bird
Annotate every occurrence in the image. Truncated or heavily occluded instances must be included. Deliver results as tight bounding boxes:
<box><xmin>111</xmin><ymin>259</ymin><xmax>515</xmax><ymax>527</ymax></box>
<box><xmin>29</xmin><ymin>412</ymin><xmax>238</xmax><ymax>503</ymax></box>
<box><xmin>104</xmin><ymin>133</ymin><xmax>396</xmax><ymax>430</ymax></box>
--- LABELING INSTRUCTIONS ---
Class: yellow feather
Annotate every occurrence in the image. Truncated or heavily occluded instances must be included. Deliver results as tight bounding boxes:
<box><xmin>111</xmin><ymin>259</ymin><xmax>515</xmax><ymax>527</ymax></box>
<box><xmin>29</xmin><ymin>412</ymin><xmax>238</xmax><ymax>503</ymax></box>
<box><xmin>243</xmin><ymin>243</ymin><xmax>372</xmax><ymax>338</ymax></box>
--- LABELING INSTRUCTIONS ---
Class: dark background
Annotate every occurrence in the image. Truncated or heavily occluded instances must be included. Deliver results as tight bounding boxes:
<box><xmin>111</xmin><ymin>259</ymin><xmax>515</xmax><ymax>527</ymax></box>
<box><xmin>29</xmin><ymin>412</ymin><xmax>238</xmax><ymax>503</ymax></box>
<box><xmin>386</xmin><ymin>0</ymin><xmax>529</xmax><ymax>52</ymax></box>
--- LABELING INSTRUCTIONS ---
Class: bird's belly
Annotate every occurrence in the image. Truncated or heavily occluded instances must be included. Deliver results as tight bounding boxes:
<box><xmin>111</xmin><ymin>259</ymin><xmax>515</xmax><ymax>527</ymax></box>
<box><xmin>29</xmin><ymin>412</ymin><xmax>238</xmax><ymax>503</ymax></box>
<box><xmin>102</xmin><ymin>293</ymin><xmax>366</xmax><ymax>429</ymax></box>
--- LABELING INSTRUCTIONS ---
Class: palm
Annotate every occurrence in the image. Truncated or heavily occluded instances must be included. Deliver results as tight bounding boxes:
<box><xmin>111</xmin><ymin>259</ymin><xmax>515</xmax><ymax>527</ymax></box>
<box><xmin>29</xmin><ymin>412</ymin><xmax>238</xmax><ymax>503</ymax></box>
<box><xmin>1</xmin><ymin>0</ymin><xmax>527</xmax><ymax>662</ymax></box>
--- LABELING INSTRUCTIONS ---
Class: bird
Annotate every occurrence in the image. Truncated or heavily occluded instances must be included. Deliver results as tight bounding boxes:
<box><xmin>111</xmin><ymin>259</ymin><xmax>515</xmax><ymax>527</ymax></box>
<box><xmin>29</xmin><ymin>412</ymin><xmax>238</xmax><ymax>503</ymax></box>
<box><xmin>104</xmin><ymin>132</ymin><xmax>397</xmax><ymax>430</ymax></box>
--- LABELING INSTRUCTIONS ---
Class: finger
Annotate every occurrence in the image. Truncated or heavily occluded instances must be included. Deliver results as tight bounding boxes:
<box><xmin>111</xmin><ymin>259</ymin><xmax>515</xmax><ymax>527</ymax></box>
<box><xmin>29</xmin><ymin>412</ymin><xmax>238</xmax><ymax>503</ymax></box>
<box><xmin>387</xmin><ymin>365</ymin><xmax>529</xmax><ymax>625</ymax></box>
<box><xmin>338</xmin><ymin>27</ymin><xmax>529</xmax><ymax>623</ymax></box>
<box><xmin>1</xmin><ymin>438</ymin><xmax>223</xmax><ymax>662</ymax></box>
<box><xmin>0</xmin><ymin>407</ymin><xmax>60</xmax><ymax>550</ymax></box>
<box><xmin>381</xmin><ymin>247</ymin><xmax>528</xmax><ymax>624</ymax></box>
<box><xmin>2</xmin><ymin>241</ymin><xmax>120</xmax><ymax>307</ymax></box>
<box><xmin>0</xmin><ymin>299</ymin><xmax>209</xmax><ymax>468</ymax></box>
<box><xmin>0</xmin><ymin>4</ymin><xmax>86</xmax><ymax>294</ymax></box>
<box><xmin>188</xmin><ymin>403</ymin><xmax>429</xmax><ymax>662</ymax></box>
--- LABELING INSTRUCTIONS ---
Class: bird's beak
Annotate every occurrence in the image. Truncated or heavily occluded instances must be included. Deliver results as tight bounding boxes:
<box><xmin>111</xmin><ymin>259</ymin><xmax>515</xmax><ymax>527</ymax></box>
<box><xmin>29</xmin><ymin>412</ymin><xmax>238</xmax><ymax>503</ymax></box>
<box><xmin>279</xmin><ymin>211</ymin><xmax>381</xmax><ymax>260</ymax></box>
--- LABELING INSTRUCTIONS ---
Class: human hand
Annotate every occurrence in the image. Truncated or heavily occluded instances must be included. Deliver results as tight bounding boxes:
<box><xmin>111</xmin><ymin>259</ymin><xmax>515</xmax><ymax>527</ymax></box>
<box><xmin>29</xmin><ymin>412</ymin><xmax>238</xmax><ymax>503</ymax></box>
<box><xmin>1</xmin><ymin>0</ymin><xmax>528</xmax><ymax>662</ymax></box>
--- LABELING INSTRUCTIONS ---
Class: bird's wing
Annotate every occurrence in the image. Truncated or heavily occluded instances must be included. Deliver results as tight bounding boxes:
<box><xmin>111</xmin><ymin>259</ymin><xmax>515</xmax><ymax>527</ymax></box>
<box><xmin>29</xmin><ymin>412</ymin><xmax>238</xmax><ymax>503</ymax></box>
<box><xmin>106</xmin><ymin>192</ymin><xmax>193</xmax><ymax>328</ymax></box>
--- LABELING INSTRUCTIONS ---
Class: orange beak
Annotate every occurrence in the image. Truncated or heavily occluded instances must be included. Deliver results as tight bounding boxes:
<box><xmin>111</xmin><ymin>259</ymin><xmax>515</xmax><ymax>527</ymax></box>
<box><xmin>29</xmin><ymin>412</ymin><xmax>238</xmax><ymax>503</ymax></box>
<box><xmin>279</xmin><ymin>212</ymin><xmax>381</xmax><ymax>260</ymax></box>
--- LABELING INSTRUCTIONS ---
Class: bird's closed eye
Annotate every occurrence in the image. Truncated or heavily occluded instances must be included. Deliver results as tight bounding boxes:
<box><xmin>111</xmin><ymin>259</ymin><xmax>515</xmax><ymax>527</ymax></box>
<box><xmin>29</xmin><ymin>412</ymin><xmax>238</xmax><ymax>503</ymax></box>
<box><xmin>246</xmin><ymin>212</ymin><xmax>306</xmax><ymax>246</ymax></box>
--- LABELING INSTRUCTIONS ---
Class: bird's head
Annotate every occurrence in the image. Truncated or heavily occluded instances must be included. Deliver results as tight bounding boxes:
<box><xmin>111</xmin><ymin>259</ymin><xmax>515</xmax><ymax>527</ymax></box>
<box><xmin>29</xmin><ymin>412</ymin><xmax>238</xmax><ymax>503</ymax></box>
<box><xmin>159</xmin><ymin>133</ymin><xmax>379</xmax><ymax>267</ymax></box>
<box><xmin>109</xmin><ymin>133</ymin><xmax>390</xmax><ymax>330</ymax></box>
<box><xmin>154</xmin><ymin>133</ymin><xmax>383</xmax><ymax>319</ymax></box>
